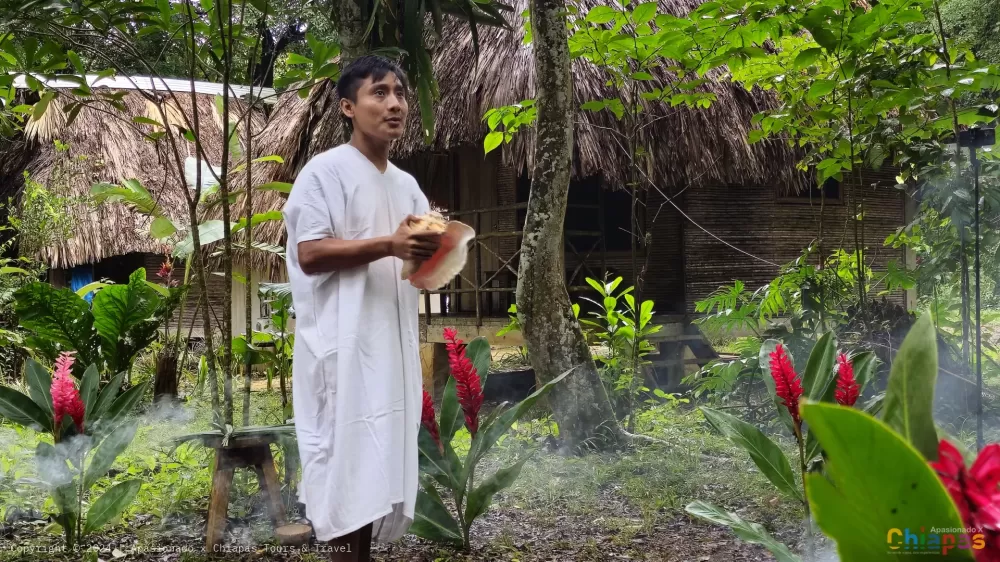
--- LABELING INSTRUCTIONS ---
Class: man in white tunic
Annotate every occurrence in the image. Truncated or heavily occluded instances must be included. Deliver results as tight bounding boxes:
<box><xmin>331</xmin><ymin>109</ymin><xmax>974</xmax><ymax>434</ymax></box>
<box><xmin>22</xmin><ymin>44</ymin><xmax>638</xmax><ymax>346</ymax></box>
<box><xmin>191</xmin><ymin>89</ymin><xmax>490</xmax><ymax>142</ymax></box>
<box><xmin>282</xmin><ymin>56</ymin><xmax>441</xmax><ymax>561</ymax></box>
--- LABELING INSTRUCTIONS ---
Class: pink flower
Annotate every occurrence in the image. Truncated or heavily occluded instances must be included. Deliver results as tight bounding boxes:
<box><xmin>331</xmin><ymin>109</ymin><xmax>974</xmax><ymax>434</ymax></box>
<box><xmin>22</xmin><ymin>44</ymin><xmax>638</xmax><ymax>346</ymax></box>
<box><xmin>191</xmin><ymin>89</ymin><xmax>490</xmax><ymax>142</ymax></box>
<box><xmin>443</xmin><ymin>328</ymin><xmax>483</xmax><ymax>438</ymax></box>
<box><xmin>834</xmin><ymin>353</ymin><xmax>860</xmax><ymax>407</ymax></box>
<box><xmin>769</xmin><ymin>344</ymin><xmax>804</xmax><ymax>431</ymax></box>
<box><xmin>421</xmin><ymin>389</ymin><xmax>443</xmax><ymax>454</ymax></box>
<box><xmin>51</xmin><ymin>352</ymin><xmax>85</xmax><ymax>434</ymax></box>
<box><xmin>930</xmin><ymin>439</ymin><xmax>1000</xmax><ymax>561</ymax></box>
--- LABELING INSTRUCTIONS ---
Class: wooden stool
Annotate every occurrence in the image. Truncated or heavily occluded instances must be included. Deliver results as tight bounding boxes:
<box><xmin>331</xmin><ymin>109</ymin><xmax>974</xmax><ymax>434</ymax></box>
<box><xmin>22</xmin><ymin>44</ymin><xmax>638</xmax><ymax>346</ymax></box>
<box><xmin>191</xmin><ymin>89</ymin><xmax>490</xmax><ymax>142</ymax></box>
<box><xmin>203</xmin><ymin>433</ymin><xmax>287</xmax><ymax>552</ymax></box>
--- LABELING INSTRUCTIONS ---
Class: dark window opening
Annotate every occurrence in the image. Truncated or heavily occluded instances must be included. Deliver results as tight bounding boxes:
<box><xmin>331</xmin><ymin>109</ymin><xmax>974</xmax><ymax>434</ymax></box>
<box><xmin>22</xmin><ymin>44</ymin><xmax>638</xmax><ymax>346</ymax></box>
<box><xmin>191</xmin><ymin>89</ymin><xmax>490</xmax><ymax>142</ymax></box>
<box><xmin>787</xmin><ymin>177</ymin><xmax>841</xmax><ymax>202</ymax></box>
<box><xmin>515</xmin><ymin>174</ymin><xmax>634</xmax><ymax>252</ymax></box>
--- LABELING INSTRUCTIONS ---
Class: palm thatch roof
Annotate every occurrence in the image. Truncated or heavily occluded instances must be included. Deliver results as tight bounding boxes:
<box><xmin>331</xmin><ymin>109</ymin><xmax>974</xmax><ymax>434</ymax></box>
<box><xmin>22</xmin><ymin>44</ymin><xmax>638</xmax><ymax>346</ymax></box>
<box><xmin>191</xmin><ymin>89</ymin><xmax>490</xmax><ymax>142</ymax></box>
<box><xmin>233</xmin><ymin>0</ymin><xmax>805</xmax><ymax>273</ymax></box>
<box><xmin>0</xmin><ymin>84</ymin><xmax>264</xmax><ymax>269</ymax></box>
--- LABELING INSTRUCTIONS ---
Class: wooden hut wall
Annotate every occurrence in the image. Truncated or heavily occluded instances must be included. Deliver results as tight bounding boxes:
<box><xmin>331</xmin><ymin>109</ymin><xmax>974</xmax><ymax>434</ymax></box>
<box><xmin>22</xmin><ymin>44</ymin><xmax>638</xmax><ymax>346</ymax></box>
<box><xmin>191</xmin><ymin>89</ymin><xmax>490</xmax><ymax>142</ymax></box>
<box><xmin>681</xmin><ymin>168</ymin><xmax>907</xmax><ymax>313</ymax></box>
<box><xmin>399</xmin><ymin>147</ymin><xmax>514</xmax><ymax>317</ymax></box>
<box><xmin>643</xmin><ymin>189</ymin><xmax>687</xmax><ymax>313</ymax></box>
<box><xmin>139</xmin><ymin>252</ymin><xmax>229</xmax><ymax>338</ymax></box>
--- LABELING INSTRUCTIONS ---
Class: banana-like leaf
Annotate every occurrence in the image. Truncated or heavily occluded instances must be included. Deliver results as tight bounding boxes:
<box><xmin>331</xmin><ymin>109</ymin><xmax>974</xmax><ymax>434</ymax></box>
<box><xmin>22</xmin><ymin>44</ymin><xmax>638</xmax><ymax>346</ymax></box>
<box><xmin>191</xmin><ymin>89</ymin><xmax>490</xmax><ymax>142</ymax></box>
<box><xmin>685</xmin><ymin>501</ymin><xmax>801</xmax><ymax>562</ymax></box>
<box><xmin>84</xmin><ymin>420</ymin><xmax>138</xmax><ymax>490</ymax></box>
<box><xmin>464</xmin><ymin>452</ymin><xmax>532</xmax><ymax>523</ymax></box>
<box><xmin>0</xmin><ymin>386</ymin><xmax>51</xmax><ymax>431</ymax></box>
<box><xmin>173</xmin><ymin>220</ymin><xmax>225</xmax><ymax>258</ymax></box>
<box><xmin>90</xmin><ymin>372</ymin><xmax>126</xmax><ymax>424</ymax></box>
<box><xmin>465</xmin><ymin>336</ymin><xmax>491</xmax><ymax>390</ymax></box>
<box><xmin>801</xmin><ymin>331</ymin><xmax>837</xmax><ymax>402</ymax></box>
<box><xmin>803</xmin><ymin>403</ymin><xmax>970</xmax><ymax>561</ymax></box>
<box><xmin>439</xmin><ymin>376</ymin><xmax>463</xmax><ymax>444</ymax></box>
<box><xmin>881</xmin><ymin>315</ymin><xmax>939</xmax><ymax>461</ymax></box>
<box><xmin>851</xmin><ymin>351</ymin><xmax>878</xmax><ymax>393</ymax></box>
<box><xmin>83</xmin><ymin>479</ymin><xmax>142</xmax><ymax>536</ymax></box>
<box><xmin>701</xmin><ymin>406</ymin><xmax>802</xmax><ymax>502</ymax></box>
<box><xmin>79</xmin><ymin>363</ymin><xmax>100</xmax><ymax>423</ymax></box>
<box><xmin>418</xmin><ymin>426</ymin><xmax>462</xmax><ymax>490</ymax></box>
<box><xmin>409</xmin><ymin>483</ymin><xmax>463</xmax><ymax>545</ymax></box>
<box><xmin>98</xmin><ymin>381</ymin><xmax>149</xmax><ymax>436</ymax></box>
<box><xmin>24</xmin><ymin>357</ymin><xmax>53</xmax><ymax>418</ymax></box>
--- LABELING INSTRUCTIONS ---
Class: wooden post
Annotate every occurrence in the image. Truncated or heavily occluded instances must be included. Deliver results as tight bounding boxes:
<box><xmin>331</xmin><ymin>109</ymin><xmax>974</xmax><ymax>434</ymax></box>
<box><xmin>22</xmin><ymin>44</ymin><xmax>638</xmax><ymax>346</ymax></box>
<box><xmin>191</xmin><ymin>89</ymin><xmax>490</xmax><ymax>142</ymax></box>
<box><xmin>204</xmin><ymin>434</ymin><xmax>289</xmax><ymax>553</ymax></box>
<box><xmin>474</xmin><ymin>213</ymin><xmax>482</xmax><ymax>327</ymax></box>
<box><xmin>253</xmin><ymin>446</ymin><xmax>286</xmax><ymax>528</ymax></box>
<box><xmin>206</xmin><ymin>467</ymin><xmax>234</xmax><ymax>551</ymax></box>
<box><xmin>423</xmin><ymin>290</ymin><xmax>432</xmax><ymax>325</ymax></box>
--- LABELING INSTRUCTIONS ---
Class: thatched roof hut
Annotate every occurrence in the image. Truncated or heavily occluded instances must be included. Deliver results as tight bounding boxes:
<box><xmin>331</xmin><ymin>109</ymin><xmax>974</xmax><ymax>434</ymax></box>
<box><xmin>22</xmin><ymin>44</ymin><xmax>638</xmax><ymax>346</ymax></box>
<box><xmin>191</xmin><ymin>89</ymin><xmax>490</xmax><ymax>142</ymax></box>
<box><xmin>233</xmin><ymin>0</ymin><xmax>807</xmax><ymax>272</ymax></box>
<box><xmin>0</xmin><ymin>78</ymin><xmax>267</xmax><ymax>269</ymax></box>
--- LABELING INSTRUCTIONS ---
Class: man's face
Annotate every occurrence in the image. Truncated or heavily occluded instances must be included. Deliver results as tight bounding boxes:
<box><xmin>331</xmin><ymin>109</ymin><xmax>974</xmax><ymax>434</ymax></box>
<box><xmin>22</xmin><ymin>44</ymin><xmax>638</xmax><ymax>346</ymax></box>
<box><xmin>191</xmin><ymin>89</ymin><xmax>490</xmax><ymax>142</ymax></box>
<box><xmin>341</xmin><ymin>72</ymin><xmax>408</xmax><ymax>142</ymax></box>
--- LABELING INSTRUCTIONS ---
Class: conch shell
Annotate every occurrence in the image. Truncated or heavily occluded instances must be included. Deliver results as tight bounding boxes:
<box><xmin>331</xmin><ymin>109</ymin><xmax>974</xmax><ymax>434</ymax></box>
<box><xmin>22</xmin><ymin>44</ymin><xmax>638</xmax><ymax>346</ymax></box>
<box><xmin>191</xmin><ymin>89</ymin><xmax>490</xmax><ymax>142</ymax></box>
<box><xmin>401</xmin><ymin>212</ymin><xmax>475</xmax><ymax>290</ymax></box>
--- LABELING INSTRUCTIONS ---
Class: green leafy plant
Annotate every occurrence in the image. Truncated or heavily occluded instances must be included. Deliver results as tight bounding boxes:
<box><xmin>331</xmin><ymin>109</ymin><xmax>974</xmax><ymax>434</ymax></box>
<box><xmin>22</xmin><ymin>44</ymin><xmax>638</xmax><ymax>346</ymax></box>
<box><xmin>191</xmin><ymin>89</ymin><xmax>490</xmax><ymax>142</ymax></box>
<box><xmin>0</xmin><ymin>353</ymin><xmax>148</xmax><ymax>549</ymax></box>
<box><xmin>411</xmin><ymin>328</ymin><xmax>574</xmax><ymax>549</ymax></box>
<box><xmin>799</xmin><ymin>313</ymin><xmax>987</xmax><ymax>560</ymax></box>
<box><xmin>685</xmin><ymin>329</ymin><xmax>878</xmax><ymax>560</ymax></box>
<box><xmin>14</xmin><ymin>268</ymin><xmax>184</xmax><ymax>378</ymax></box>
<box><xmin>578</xmin><ymin>275</ymin><xmax>662</xmax><ymax>432</ymax></box>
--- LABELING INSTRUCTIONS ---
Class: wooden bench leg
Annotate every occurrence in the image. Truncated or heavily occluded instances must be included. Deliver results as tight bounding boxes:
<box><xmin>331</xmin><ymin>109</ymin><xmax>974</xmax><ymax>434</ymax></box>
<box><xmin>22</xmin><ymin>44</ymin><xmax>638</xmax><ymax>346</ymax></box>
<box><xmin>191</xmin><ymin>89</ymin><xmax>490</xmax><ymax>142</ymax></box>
<box><xmin>206</xmin><ymin>464</ymin><xmax>234</xmax><ymax>553</ymax></box>
<box><xmin>254</xmin><ymin>446</ymin><xmax>286</xmax><ymax>527</ymax></box>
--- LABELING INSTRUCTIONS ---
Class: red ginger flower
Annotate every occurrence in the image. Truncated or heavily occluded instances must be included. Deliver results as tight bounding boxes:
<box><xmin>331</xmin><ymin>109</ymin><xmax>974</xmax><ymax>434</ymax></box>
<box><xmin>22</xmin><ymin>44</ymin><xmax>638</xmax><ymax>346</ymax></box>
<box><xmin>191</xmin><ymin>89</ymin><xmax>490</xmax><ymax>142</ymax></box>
<box><xmin>768</xmin><ymin>344</ymin><xmax>804</xmax><ymax>430</ymax></box>
<box><xmin>931</xmin><ymin>439</ymin><xmax>1000</xmax><ymax>561</ymax></box>
<box><xmin>421</xmin><ymin>389</ymin><xmax>443</xmax><ymax>454</ymax></box>
<box><xmin>51</xmin><ymin>352</ymin><xmax>85</xmax><ymax>434</ymax></box>
<box><xmin>443</xmin><ymin>327</ymin><xmax>483</xmax><ymax>438</ymax></box>
<box><xmin>834</xmin><ymin>353</ymin><xmax>860</xmax><ymax>407</ymax></box>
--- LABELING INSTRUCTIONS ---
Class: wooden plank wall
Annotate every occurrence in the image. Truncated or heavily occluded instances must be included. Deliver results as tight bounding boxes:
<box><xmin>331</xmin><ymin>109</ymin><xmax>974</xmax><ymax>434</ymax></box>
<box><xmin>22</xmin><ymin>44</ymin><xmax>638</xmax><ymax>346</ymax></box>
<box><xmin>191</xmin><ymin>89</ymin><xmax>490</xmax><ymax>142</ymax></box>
<box><xmin>681</xmin><ymin>169</ymin><xmax>906</xmax><ymax>313</ymax></box>
<box><xmin>643</xmin><ymin>189</ymin><xmax>686</xmax><ymax>313</ymax></box>
<box><xmin>140</xmin><ymin>252</ymin><xmax>230</xmax><ymax>338</ymax></box>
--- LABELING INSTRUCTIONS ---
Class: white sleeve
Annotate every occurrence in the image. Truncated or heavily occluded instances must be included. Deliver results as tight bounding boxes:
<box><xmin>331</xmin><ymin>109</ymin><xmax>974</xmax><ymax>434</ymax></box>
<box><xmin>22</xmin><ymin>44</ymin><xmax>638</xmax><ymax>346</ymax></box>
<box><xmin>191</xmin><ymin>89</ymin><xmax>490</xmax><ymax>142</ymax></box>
<box><xmin>283</xmin><ymin>168</ymin><xmax>339</xmax><ymax>243</ymax></box>
<box><xmin>411</xmin><ymin>177</ymin><xmax>431</xmax><ymax>216</ymax></box>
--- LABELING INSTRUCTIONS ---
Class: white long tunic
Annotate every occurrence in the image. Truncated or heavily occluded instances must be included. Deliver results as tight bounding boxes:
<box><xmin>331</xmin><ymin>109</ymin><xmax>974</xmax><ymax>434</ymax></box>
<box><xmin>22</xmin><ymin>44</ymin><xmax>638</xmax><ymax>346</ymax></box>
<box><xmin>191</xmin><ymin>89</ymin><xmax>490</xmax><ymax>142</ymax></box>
<box><xmin>282</xmin><ymin>144</ymin><xmax>429</xmax><ymax>542</ymax></box>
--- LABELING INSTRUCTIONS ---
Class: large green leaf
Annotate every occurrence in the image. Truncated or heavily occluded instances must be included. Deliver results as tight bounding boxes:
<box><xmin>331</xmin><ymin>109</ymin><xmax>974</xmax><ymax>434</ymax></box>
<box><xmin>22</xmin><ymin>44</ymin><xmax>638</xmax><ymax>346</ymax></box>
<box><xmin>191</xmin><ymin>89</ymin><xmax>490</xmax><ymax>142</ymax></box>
<box><xmin>92</xmin><ymin>269</ymin><xmax>161</xmax><ymax>374</ymax></box>
<box><xmin>24</xmin><ymin>357</ymin><xmax>53</xmax><ymax>419</ymax></box>
<box><xmin>464</xmin><ymin>453</ymin><xmax>532</xmax><ymax>523</ymax></box>
<box><xmin>99</xmin><ymin>381</ymin><xmax>149</xmax><ymax>435</ymax></box>
<box><xmin>83</xmin><ymin>479</ymin><xmax>142</xmax><ymax>536</ymax></box>
<box><xmin>79</xmin><ymin>363</ymin><xmax>100</xmax><ymax>422</ymax></box>
<box><xmin>0</xmin><ymin>386</ymin><xmax>51</xmax><ymax>431</ymax></box>
<box><xmin>880</xmin><ymin>315</ymin><xmax>939</xmax><ymax>461</ymax></box>
<box><xmin>409</xmin><ymin>484</ymin><xmax>463</xmax><ymax>545</ymax></box>
<box><xmin>438</xmin><ymin>376</ymin><xmax>463</xmax><ymax>444</ymax></box>
<box><xmin>173</xmin><ymin>220</ymin><xmax>226</xmax><ymax>258</ymax></box>
<box><xmin>801</xmin><ymin>331</ymin><xmax>837</xmax><ymax>402</ymax></box>
<box><xmin>418</xmin><ymin>425</ymin><xmax>462</xmax><ymax>490</ymax></box>
<box><xmin>685</xmin><ymin>500</ymin><xmax>801</xmax><ymax>562</ymax></box>
<box><xmin>90</xmin><ymin>372</ymin><xmax>126</xmax><ymax>424</ymax></box>
<box><xmin>14</xmin><ymin>282</ymin><xmax>100</xmax><ymax>368</ymax></box>
<box><xmin>802</xmin><ymin>402</ymin><xmax>972</xmax><ymax>561</ymax></box>
<box><xmin>759</xmin><ymin>339</ymin><xmax>795</xmax><ymax>432</ymax></box>
<box><xmin>851</xmin><ymin>351</ymin><xmax>878</xmax><ymax>393</ymax></box>
<box><xmin>84</xmin><ymin>421</ymin><xmax>138</xmax><ymax>490</ymax></box>
<box><xmin>465</xmin><ymin>337</ymin><xmax>491</xmax><ymax>389</ymax></box>
<box><xmin>700</xmin><ymin>407</ymin><xmax>802</xmax><ymax>502</ymax></box>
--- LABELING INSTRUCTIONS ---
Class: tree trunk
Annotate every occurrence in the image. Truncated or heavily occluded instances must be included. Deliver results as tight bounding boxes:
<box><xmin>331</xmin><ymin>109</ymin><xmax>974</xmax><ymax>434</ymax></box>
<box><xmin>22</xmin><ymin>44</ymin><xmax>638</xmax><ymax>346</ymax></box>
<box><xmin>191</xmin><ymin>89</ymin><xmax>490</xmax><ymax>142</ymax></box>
<box><xmin>518</xmin><ymin>0</ymin><xmax>622</xmax><ymax>451</ymax></box>
<box><xmin>154</xmin><ymin>351</ymin><xmax>179</xmax><ymax>400</ymax></box>
<box><xmin>335</xmin><ymin>0</ymin><xmax>368</xmax><ymax>63</ymax></box>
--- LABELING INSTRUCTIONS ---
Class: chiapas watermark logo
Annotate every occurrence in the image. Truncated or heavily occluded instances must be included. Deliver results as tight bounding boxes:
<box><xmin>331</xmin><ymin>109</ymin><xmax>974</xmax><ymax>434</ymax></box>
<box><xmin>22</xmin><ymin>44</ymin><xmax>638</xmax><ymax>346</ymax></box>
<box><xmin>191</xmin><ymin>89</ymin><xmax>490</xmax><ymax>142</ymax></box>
<box><xmin>887</xmin><ymin>527</ymin><xmax>986</xmax><ymax>555</ymax></box>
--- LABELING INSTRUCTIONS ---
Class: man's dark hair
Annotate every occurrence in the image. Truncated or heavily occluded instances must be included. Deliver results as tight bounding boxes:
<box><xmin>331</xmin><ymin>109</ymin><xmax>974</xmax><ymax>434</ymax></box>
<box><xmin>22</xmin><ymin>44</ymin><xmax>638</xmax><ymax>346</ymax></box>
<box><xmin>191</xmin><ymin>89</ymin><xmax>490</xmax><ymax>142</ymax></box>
<box><xmin>336</xmin><ymin>54</ymin><xmax>409</xmax><ymax>105</ymax></box>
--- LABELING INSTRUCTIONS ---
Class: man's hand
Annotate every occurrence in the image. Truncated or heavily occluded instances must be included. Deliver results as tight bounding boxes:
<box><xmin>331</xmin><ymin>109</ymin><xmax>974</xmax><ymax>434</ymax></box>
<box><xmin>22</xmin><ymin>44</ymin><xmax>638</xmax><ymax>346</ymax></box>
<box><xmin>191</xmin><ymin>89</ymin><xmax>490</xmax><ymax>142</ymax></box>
<box><xmin>390</xmin><ymin>215</ymin><xmax>442</xmax><ymax>260</ymax></box>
